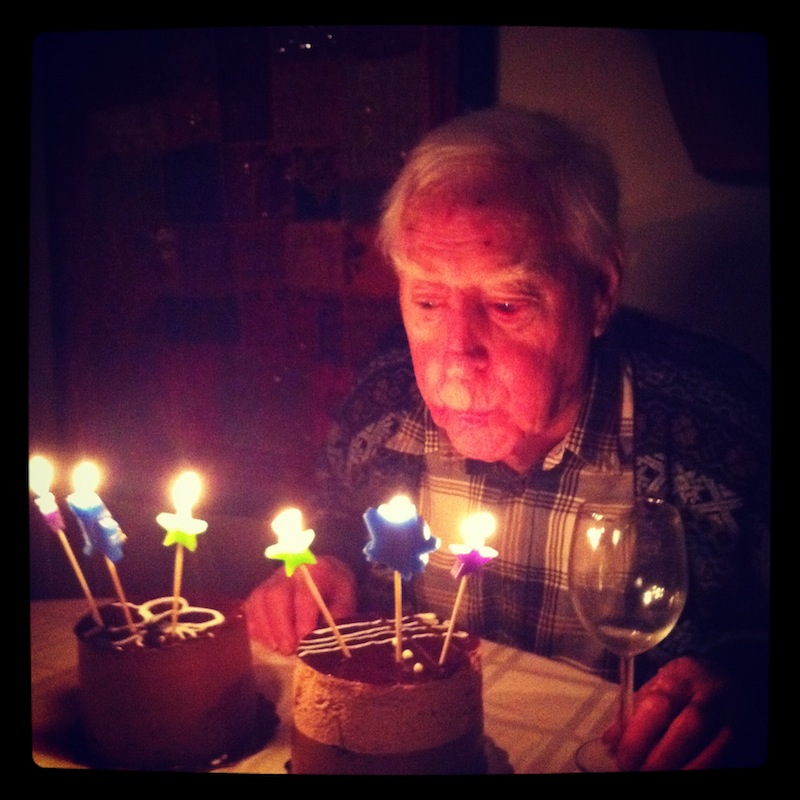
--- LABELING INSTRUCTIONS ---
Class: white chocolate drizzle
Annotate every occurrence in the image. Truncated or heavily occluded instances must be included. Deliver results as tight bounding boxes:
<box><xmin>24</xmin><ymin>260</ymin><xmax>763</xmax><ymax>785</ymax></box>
<box><xmin>82</xmin><ymin>596</ymin><xmax>225</xmax><ymax>648</ymax></box>
<box><xmin>297</xmin><ymin>613</ymin><xmax>467</xmax><ymax>658</ymax></box>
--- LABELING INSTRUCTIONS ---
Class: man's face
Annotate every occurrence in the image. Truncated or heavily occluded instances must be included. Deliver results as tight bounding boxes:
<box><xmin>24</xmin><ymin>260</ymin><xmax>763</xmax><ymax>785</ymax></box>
<box><xmin>396</xmin><ymin>196</ymin><xmax>615</xmax><ymax>473</ymax></box>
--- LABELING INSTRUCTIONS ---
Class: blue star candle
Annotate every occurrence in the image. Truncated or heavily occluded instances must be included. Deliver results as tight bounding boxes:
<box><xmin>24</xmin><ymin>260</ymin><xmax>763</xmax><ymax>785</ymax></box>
<box><xmin>265</xmin><ymin>508</ymin><xmax>351</xmax><ymax>657</ymax></box>
<box><xmin>439</xmin><ymin>511</ymin><xmax>498</xmax><ymax>665</ymax></box>
<box><xmin>363</xmin><ymin>495</ymin><xmax>440</xmax><ymax>661</ymax></box>
<box><xmin>66</xmin><ymin>460</ymin><xmax>135</xmax><ymax>632</ymax></box>
<box><xmin>66</xmin><ymin>461</ymin><xmax>127</xmax><ymax>564</ymax></box>
<box><xmin>29</xmin><ymin>455</ymin><xmax>103</xmax><ymax>626</ymax></box>
<box><xmin>156</xmin><ymin>471</ymin><xmax>208</xmax><ymax>633</ymax></box>
<box><xmin>363</xmin><ymin>495</ymin><xmax>440</xmax><ymax>580</ymax></box>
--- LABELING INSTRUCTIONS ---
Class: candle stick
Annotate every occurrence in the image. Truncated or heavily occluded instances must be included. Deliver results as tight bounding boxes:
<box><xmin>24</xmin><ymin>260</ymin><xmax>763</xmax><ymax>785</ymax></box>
<box><xmin>29</xmin><ymin>455</ymin><xmax>104</xmax><ymax>626</ymax></box>
<box><xmin>363</xmin><ymin>495</ymin><xmax>440</xmax><ymax>662</ymax></box>
<box><xmin>265</xmin><ymin>508</ymin><xmax>351</xmax><ymax>657</ymax></box>
<box><xmin>66</xmin><ymin>460</ymin><xmax>136</xmax><ymax>633</ymax></box>
<box><xmin>439</xmin><ymin>511</ymin><xmax>498</xmax><ymax>666</ymax></box>
<box><xmin>156</xmin><ymin>471</ymin><xmax>208</xmax><ymax>634</ymax></box>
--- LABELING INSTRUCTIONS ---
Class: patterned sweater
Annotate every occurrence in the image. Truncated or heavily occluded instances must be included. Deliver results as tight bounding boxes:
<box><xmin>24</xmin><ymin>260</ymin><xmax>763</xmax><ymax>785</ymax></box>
<box><xmin>305</xmin><ymin>307</ymin><xmax>770</xmax><ymax>688</ymax></box>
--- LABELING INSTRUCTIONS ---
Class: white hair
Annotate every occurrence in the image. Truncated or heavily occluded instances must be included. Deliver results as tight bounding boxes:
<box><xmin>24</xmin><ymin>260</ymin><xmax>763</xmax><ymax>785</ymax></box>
<box><xmin>378</xmin><ymin>106</ymin><xmax>621</xmax><ymax>276</ymax></box>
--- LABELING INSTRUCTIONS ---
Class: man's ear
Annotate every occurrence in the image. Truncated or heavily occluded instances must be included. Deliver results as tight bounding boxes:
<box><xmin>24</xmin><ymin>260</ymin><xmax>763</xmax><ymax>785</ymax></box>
<box><xmin>592</xmin><ymin>248</ymin><xmax>622</xmax><ymax>337</ymax></box>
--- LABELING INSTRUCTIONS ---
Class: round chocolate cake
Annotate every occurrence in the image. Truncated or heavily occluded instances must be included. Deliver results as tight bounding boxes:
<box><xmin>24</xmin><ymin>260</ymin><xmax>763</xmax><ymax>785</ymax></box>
<box><xmin>75</xmin><ymin>597</ymin><xmax>276</xmax><ymax>771</ymax></box>
<box><xmin>291</xmin><ymin>613</ymin><xmax>485</xmax><ymax>775</ymax></box>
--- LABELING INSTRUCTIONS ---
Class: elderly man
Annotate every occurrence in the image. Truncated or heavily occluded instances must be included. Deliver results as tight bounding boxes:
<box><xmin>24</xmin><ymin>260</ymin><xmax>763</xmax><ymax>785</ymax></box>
<box><xmin>246</xmin><ymin>107</ymin><xmax>770</xmax><ymax>771</ymax></box>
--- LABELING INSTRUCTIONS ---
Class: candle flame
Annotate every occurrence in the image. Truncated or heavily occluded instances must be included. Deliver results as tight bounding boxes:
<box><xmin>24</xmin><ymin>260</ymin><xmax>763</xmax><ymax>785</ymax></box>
<box><xmin>72</xmin><ymin>460</ymin><xmax>101</xmax><ymax>495</ymax></box>
<box><xmin>377</xmin><ymin>494</ymin><xmax>417</xmax><ymax>524</ymax></box>
<box><xmin>269</xmin><ymin>507</ymin><xmax>315</xmax><ymax>553</ymax></box>
<box><xmin>459</xmin><ymin>511</ymin><xmax>496</xmax><ymax>549</ymax></box>
<box><xmin>586</xmin><ymin>524</ymin><xmax>603</xmax><ymax>550</ymax></box>
<box><xmin>271</xmin><ymin>507</ymin><xmax>303</xmax><ymax>537</ymax></box>
<box><xmin>171</xmin><ymin>471</ymin><xmax>202</xmax><ymax>518</ymax></box>
<box><xmin>29</xmin><ymin>455</ymin><xmax>54</xmax><ymax>497</ymax></box>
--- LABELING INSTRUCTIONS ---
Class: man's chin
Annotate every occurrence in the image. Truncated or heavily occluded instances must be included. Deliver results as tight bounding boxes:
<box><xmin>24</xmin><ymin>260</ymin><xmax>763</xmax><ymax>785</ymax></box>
<box><xmin>441</xmin><ymin>425</ymin><xmax>514</xmax><ymax>464</ymax></box>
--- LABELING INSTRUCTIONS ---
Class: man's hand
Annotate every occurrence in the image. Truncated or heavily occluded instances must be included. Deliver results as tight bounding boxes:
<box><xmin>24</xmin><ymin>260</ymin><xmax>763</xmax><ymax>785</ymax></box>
<box><xmin>602</xmin><ymin>656</ymin><xmax>757</xmax><ymax>770</ymax></box>
<box><xmin>245</xmin><ymin>555</ymin><xmax>357</xmax><ymax>655</ymax></box>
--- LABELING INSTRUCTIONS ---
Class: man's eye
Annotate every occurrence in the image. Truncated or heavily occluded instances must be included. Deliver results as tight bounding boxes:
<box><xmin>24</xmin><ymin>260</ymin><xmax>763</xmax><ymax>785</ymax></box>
<box><xmin>490</xmin><ymin>300</ymin><xmax>530</xmax><ymax>317</ymax></box>
<box><xmin>487</xmin><ymin>297</ymin><xmax>540</xmax><ymax>323</ymax></box>
<box><xmin>416</xmin><ymin>299</ymin><xmax>439</xmax><ymax>310</ymax></box>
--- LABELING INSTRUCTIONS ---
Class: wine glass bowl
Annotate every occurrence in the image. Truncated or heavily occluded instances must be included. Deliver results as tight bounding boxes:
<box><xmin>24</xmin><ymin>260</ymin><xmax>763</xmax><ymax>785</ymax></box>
<box><xmin>568</xmin><ymin>497</ymin><xmax>688</xmax><ymax>771</ymax></box>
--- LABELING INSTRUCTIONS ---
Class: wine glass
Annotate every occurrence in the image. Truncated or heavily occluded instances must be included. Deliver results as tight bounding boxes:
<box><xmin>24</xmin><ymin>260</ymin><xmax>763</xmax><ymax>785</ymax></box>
<box><xmin>568</xmin><ymin>497</ymin><xmax>688</xmax><ymax>772</ymax></box>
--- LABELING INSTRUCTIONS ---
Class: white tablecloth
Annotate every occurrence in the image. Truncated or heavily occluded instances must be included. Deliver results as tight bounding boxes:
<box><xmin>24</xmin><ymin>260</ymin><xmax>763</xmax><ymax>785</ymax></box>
<box><xmin>30</xmin><ymin>598</ymin><xmax>618</xmax><ymax>774</ymax></box>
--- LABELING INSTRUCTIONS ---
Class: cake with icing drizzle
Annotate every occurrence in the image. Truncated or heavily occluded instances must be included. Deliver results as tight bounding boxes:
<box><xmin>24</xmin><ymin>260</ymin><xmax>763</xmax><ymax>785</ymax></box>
<box><xmin>291</xmin><ymin>613</ymin><xmax>485</xmax><ymax>774</ymax></box>
<box><xmin>75</xmin><ymin>596</ymin><xmax>276</xmax><ymax>771</ymax></box>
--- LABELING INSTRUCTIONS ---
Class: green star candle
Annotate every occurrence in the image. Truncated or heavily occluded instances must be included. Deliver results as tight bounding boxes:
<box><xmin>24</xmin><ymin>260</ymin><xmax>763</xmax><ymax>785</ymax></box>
<box><xmin>265</xmin><ymin>508</ymin><xmax>351</xmax><ymax>657</ymax></box>
<box><xmin>157</xmin><ymin>471</ymin><xmax>208</xmax><ymax>634</ymax></box>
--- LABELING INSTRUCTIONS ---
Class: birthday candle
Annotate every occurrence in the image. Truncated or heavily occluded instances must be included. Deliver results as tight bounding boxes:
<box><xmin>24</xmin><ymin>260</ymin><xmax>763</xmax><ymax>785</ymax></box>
<box><xmin>265</xmin><ymin>507</ymin><xmax>317</xmax><ymax>576</ymax></box>
<box><xmin>29</xmin><ymin>455</ymin><xmax>65</xmax><ymax>533</ymax></box>
<box><xmin>265</xmin><ymin>508</ymin><xmax>351</xmax><ymax>657</ymax></box>
<box><xmin>157</xmin><ymin>471</ymin><xmax>208</xmax><ymax>634</ymax></box>
<box><xmin>66</xmin><ymin>460</ymin><xmax>135</xmax><ymax>632</ymax></box>
<box><xmin>440</xmin><ymin>511</ymin><xmax>498</xmax><ymax>665</ymax></box>
<box><xmin>363</xmin><ymin>495</ymin><xmax>440</xmax><ymax>581</ymax></box>
<box><xmin>363</xmin><ymin>495</ymin><xmax>439</xmax><ymax>662</ymax></box>
<box><xmin>66</xmin><ymin>461</ymin><xmax>126</xmax><ymax>563</ymax></box>
<box><xmin>449</xmin><ymin>511</ymin><xmax>499</xmax><ymax>579</ymax></box>
<box><xmin>156</xmin><ymin>471</ymin><xmax>208</xmax><ymax>551</ymax></box>
<box><xmin>29</xmin><ymin>455</ymin><xmax>103</xmax><ymax>626</ymax></box>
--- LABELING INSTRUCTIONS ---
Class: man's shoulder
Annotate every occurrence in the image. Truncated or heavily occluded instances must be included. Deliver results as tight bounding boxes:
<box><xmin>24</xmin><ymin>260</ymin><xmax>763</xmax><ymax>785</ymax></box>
<box><xmin>610</xmin><ymin>307</ymin><xmax>768</xmax><ymax>387</ymax></box>
<box><xmin>609</xmin><ymin>306</ymin><xmax>770</xmax><ymax>434</ymax></box>
<box><xmin>336</xmin><ymin>333</ymin><xmax>419</xmax><ymax>430</ymax></box>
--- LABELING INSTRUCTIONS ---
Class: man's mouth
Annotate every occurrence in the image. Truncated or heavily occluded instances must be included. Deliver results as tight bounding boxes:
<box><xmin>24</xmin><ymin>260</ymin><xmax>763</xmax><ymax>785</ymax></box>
<box><xmin>446</xmin><ymin>409</ymin><xmax>492</xmax><ymax>425</ymax></box>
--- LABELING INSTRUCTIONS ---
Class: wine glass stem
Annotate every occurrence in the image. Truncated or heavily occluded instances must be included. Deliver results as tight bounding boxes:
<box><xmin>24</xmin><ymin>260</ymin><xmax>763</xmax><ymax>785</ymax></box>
<box><xmin>618</xmin><ymin>656</ymin><xmax>634</xmax><ymax>728</ymax></box>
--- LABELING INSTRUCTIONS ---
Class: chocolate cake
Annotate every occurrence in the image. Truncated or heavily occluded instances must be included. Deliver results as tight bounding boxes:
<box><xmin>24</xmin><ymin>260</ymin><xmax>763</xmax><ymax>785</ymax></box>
<box><xmin>75</xmin><ymin>596</ymin><xmax>276</xmax><ymax>771</ymax></box>
<box><xmin>291</xmin><ymin>613</ymin><xmax>485</xmax><ymax>774</ymax></box>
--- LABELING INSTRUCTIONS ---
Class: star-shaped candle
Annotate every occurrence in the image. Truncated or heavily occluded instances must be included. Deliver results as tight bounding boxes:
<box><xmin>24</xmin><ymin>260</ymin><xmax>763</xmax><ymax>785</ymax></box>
<box><xmin>439</xmin><ymin>511</ymin><xmax>498</xmax><ymax>665</ymax></box>
<box><xmin>265</xmin><ymin>508</ymin><xmax>316</xmax><ymax>576</ymax></box>
<box><xmin>66</xmin><ymin>460</ymin><xmax>135</xmax><ymax>632</ymax></box>
<box><xmin>266</xmin><ymin>508</ymin><xmax>351</xmax><ymax>657</ymax></box>
<box><xmin>363</xmin><ymin>495</ymin><xmax>440</xmax><ymax>580</ymax></box>
<box><xmin>29</xmin><ymin>455</ymin><xmax>65</xmax><ymax>532</ymax></box>
<box><xmin>156</xmin><ymin>471</ymin><xmax>208</xmax><ymax>634</ymax></box>
<box><xmin>67</xmin><ymin>460</ymin><xmax>127</xmax><ymax>563</ymax></box>
<box><xmin>29</xmin><ymin>455</ymin><xmax>103</xmax><ymax>626</ymax></box>
<box><xmin>449</xmin><ymin>511</ymin><xmax>499</xmax><ymax>579</ymax></box>
<box><xmin>363</xmin><ymin>495</ymin><xmax>440</xmax><ymax>661</ymax></box>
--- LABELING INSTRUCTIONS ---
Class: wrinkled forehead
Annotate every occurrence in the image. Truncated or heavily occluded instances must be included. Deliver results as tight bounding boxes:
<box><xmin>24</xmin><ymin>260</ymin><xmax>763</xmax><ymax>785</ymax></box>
<box><xmin>392</xmin><ymin>153</ymin><xmax>560</xmax><ymax>271</ymax></box>
<box><xmin>395</xmin><ymin>188</ymin><xmax>553</xmax><ymax>280</ymax></box>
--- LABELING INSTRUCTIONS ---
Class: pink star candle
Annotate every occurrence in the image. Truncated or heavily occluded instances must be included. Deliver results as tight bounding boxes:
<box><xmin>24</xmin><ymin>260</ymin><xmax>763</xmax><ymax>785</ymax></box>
<box><xmin>29</xmin><ymin>455</ymin><xmax>65</xmax><ymax>532</ymax></box>
<box><xmin>266</xmin><ymin>508</ymin><xmax>351</xmax><ymax>657</ymax></box>
<box><xmin>29</xmin><ymin>455</ymin><xmax>103</xmax><ymax>626</ymax></box>
<box><xmin>439</xmin><ymin>511</ymin><xmax>498</xmax><ymax>665</ymax></box>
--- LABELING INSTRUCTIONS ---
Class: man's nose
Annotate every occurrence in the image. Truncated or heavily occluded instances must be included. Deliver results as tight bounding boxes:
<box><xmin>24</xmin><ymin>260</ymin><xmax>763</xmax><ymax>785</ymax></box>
<box><xmin>445</xmin><ymin>300</ymin><xmax>489</xmax><ymax>360</ymax></box>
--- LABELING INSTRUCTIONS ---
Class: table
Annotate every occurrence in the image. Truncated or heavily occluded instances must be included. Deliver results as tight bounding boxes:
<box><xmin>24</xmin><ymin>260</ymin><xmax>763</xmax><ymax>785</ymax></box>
<box><xmin>30</xmin><ymin>599</ymin><xmax>618</xmax><ymax>774</ymax></box>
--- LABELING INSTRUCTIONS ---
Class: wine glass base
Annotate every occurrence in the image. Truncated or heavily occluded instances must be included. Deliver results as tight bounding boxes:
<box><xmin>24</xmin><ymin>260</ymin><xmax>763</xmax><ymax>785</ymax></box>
<box><xmin>574</xmin><ymin>738</ymin><xmax>619</xmax><ymax>773</ymax></box>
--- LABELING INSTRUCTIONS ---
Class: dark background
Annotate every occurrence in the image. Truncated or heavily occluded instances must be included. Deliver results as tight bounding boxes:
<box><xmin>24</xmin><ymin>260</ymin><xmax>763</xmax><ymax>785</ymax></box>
<box><xmin>29</xmin><ymin>26</ymin><xmax>769</xmax><ymax>603</ymax></box>
<box><xmin>29</xmin><ymin>26</ymin><xmax>498</xmax><ymax>600</ymax></box>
